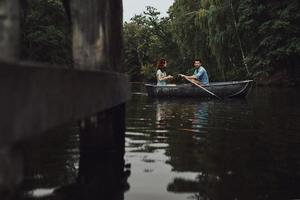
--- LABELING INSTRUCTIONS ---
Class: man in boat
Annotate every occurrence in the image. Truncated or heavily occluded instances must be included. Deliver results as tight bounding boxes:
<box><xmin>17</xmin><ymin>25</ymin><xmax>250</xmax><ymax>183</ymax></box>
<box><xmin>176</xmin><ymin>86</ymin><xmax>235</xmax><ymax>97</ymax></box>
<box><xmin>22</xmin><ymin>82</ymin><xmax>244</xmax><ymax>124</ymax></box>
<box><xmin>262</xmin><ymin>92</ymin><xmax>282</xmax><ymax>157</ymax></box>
<box><xmin>179</xmin><ymin>59</ymin><xmax>209</xmax><ymax>85</ymax></box>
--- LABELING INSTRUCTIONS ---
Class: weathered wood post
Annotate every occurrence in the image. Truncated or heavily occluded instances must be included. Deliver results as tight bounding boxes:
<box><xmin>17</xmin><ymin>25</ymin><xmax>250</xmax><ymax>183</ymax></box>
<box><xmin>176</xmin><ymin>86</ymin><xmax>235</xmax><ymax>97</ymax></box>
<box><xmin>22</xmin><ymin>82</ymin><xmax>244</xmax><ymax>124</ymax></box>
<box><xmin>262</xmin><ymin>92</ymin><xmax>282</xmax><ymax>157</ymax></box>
<box><xmin>69</xmin><ymin>0</ymin><xmax>127</xmax><ymax>192</ymax></box>
<box><xmin>71</xmin><ymin>0</ymin><xmax>123</xmax><ymax>71</ymax></box>
<box><xmin>0</xmin><ymin>0</ymin><xmax>23</xmax><ymax>197</ymax></box>
<box><xmin>0</xmin><ymin>0</ymin><xmax>20</xmax><ymax>61</ymax></box>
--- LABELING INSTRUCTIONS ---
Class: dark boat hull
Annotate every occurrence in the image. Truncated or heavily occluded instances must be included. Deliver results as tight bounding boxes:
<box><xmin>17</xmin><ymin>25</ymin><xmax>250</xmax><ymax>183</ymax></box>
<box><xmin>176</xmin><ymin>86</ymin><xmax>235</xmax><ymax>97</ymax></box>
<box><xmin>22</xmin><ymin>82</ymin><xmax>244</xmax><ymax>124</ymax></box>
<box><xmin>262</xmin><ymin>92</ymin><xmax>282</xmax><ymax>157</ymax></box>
<box><xmin>145</xmin><ymin>80</ymin><xmax>254</xmax><ymax>98</ymax></box>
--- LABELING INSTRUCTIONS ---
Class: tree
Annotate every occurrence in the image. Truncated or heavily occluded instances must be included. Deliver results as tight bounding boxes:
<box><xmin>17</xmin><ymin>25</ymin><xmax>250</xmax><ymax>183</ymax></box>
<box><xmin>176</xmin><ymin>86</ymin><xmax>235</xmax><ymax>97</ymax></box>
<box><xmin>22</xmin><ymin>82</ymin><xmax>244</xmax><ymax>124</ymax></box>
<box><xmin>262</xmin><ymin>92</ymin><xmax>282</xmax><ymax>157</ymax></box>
<box><xmin>124</xmin><ymin>0</ymin><xmax>300</xmax><ymax>83</ymax></box>
<box><xmin>123</xmin><ymin>6</ymin><xmax>179</xmax><ymax>81</ymax></box>
<box><xmin>21</xmin><ymin>0</ymin><xmax>72</xmax><ymax>65</ymax></box>
<box><xmin>238</xmin><ymin>0</ymin><xmax>300</xmax><ymax>79</ymax></box>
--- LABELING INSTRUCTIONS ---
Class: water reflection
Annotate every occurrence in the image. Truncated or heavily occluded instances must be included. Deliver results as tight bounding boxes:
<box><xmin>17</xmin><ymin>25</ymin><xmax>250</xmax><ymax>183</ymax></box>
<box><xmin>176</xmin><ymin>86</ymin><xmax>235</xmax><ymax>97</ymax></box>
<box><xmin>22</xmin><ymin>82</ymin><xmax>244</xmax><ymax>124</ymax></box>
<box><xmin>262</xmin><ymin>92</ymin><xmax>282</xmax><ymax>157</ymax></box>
<box><xmin>169</xmin><ymin>98</ymin><xmax>300</xmax><ymax>199</ymax></box>
<box><xmin>167</xmin><ymin>128</ymin><xmax>300</xmax><ymax>200</ymax></box>
<box><xmin>155</xmin><ymin>99</ymin><xmax>209</xmax><ymax>133</ymax></box>
<box><xmin>20</xmin><ymin>125</ymin><xmax>130</xmax><ymax>200</ymax></box>
<box><xmin>18</xmin><ymin>85</ymin><xmax>300</xmax><ymax>200</ymax></box>
<box><xmin>125</xmin><ymin>85</ymin><xmax>300</xmax><ymax>200</ymax></box>
<box><xmin>126</xmin><ymin>98</ymin><xmax>211</xmax><ymax>200</ymax></box>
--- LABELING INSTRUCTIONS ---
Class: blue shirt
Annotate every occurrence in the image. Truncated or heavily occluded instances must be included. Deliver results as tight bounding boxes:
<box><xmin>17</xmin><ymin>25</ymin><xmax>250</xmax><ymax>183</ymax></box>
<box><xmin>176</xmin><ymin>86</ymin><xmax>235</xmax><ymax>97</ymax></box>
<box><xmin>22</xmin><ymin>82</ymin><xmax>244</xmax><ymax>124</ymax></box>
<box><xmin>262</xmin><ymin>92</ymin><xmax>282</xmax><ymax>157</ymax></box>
<box><xmin>193</xmin><ymin>66</ymin><xmax>209</xmax><ymax>85</ymax></box>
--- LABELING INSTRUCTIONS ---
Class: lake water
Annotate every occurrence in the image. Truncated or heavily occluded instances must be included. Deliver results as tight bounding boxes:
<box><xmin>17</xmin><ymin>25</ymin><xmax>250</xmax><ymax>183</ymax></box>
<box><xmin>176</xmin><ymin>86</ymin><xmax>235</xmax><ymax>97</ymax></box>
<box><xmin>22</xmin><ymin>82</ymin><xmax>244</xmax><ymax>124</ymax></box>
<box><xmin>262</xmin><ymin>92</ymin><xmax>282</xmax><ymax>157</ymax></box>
<box><xmin>20</xmin><ymin>83</ymin><xmax>300</xmax><ymax>200</ymax></box>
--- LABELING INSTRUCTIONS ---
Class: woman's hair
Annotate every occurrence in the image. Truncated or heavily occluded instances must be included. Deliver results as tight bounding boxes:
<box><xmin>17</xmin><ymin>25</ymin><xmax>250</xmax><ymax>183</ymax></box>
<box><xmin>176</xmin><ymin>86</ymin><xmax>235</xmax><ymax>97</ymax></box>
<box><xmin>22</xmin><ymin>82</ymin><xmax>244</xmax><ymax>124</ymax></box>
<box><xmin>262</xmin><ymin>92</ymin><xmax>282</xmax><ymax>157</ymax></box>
<box><xmin>157</xmin><ymin>58</ymin><xmax>167</xmax><ymax>70</ymax></box>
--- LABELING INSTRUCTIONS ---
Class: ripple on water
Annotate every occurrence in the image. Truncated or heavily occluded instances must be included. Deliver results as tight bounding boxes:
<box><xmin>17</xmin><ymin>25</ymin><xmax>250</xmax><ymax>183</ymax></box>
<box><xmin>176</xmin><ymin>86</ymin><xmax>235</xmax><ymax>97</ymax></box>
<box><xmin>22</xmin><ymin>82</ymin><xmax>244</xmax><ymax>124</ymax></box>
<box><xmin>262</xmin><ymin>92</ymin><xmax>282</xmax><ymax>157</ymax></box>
<box><xmin>25</xmin><ymin>188</ymin><xmax>57</xmax><ymax>198</ymax></box>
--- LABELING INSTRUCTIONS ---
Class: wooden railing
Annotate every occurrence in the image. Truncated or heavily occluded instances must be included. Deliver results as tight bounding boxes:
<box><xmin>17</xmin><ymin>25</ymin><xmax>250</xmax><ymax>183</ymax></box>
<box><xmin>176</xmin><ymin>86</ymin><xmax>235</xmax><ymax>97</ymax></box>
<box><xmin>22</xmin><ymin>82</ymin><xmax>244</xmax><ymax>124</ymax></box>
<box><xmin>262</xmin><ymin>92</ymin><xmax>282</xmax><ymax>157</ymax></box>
<box><xmin>0</xmin><ymin>61</ymin><xmax>130</xmax><ymax>146</ymax></box>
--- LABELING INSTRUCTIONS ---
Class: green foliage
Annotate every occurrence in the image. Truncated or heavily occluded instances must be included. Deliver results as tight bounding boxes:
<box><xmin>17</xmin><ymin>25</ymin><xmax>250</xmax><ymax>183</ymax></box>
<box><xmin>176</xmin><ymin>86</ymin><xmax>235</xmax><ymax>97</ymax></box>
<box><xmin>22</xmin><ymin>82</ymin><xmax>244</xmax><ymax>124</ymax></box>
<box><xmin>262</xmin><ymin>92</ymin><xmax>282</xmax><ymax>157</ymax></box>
<box><xmin>194</xmin><ymin>0</ymin><xmax>250</xmax><ymax>80</ymax></box>
<box><xmin>21</xmin><ymin>0</ymin><xmax>72</xmax><ymax>65</ymax></box>
<box><xmin>169</xmin><ymin>0</ymin><xmax>205</xmax><ymax>70</ymax></box>
<box><xmin>238</xmin><ymin>0</ymin><xmax>300</xmax><ymax>77</ymax></box>
<box><xmin>123</xmin><ymin>0</ymin><xmax>299</xmax><ymax>82</ymax></box>
<box><xmin>19</xmin><ymin>0</ymin><xmax>299</xmax><ymax>82</ymax></box>
<box><xmin>141</xmin><ymin>64</ymin><xmax>156</xmax><ymax>82</ymax></box>
<box><xmin>123</xmin><ymin>6</ymin><xmax>180</xmax><ymax>81</ymax></box>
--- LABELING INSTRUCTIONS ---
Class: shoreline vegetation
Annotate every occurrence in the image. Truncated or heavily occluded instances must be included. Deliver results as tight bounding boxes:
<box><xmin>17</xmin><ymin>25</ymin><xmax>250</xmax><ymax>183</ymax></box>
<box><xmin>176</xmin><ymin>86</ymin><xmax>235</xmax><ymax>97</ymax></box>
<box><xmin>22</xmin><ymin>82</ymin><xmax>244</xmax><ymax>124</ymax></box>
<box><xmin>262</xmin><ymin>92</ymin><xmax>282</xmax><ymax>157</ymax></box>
<box><xmin>21</xmin><ymin>0</ymin><xmax>299</xmax><ymax>87</ymax></box>
<box><xmin>255</xmin><ymin>70</ymin><xmax>299</xmax><ymax>87</ymax></box>
<box><xmin>122</xmin><ymin>1</ymin><xmax>299</xmax><ymax>86</ymax></box>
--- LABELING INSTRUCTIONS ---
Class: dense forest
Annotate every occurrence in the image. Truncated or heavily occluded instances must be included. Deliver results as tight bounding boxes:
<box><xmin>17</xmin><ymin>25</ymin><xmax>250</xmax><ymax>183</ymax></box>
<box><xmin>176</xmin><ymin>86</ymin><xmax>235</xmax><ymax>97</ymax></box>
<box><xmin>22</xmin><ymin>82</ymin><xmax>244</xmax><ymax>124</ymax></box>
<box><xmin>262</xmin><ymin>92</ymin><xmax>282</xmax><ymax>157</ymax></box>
<box><xmin>21</xmin><ymin>0</ymin><xmax>72</xmax><ymax>65</ymax></box>
<box><xmin>123</xmin><ymin>0</ymin><xmax>300</xmax><ymax>84</ymax></box>
<box><xmin>21</xmin><ymin>0</ymin><xmax>299</xmax><ymax>85</ymax></box>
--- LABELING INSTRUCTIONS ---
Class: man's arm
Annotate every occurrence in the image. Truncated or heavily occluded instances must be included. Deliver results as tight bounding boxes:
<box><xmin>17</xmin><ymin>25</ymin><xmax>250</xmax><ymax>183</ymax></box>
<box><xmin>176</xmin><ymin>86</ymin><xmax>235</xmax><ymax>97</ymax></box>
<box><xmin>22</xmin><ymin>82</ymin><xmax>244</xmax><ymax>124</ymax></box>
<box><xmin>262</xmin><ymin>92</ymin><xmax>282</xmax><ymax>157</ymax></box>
<box><xmin>194</xmin><ymin>68</ymin><xmax>204</xmax><ymax>80</ymax></box>
<box><xmin>184</xmin><ymin>75</ymin><xmax>197</xmax><ymax>79</ymax></box>
<box><xmin>179</xmin><ymin>74</ymin><xmax>197</xmax><ymax>80</ymax></box>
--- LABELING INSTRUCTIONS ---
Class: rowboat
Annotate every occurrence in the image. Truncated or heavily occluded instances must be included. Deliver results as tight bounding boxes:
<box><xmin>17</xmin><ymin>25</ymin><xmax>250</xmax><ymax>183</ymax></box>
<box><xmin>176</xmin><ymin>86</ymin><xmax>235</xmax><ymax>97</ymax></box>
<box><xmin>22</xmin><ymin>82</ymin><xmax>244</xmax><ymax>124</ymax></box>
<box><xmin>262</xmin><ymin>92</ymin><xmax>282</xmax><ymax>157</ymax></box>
<box><xmin>145</xmin><ymin>80</ymin><xmax>254</xmax><ymax>98</ymax></box>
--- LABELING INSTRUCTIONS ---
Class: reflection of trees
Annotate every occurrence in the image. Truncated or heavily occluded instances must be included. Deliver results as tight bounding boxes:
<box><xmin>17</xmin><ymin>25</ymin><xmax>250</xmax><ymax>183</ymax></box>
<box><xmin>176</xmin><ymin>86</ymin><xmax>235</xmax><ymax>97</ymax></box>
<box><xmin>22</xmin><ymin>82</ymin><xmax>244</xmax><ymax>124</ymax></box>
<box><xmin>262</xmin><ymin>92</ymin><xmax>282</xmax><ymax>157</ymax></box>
<box><xmin>126</xmin><ymin>86</ymin><xmax>300</xmax><ymax>200</ymax></box>
<box><xmin>163</xmin><ymin>100</ymin><xmax>210</xmax><ymax>172</ymax></box>
<box><xmin>52</xmin><ymin>151</ymin><xmax>130</xmax><ymax>200</ymax></box>
<box><xmin>21</xmin><ymin>123</ymin><xmax>130</xmax><ymax>200</ymax></box>
<box><xmin>22</xmin><ymin>125</ymin><xmax>79</xmax><ymax>191</ymax></box>
<box><xmin>166</xmin><ymin>99</ymin><xmax>300</xmax><ymax>200</ymax></box>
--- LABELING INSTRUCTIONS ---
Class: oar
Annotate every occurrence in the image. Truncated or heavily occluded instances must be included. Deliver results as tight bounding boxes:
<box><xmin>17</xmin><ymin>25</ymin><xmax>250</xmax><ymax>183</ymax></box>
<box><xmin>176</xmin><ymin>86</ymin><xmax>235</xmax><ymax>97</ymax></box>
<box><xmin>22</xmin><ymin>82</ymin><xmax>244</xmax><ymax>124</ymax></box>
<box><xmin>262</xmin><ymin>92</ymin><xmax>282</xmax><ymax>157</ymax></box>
<box><xmin>179</xmin><ymin>74</ymin><xmax>222</xmax><ymax>100</ymax></box>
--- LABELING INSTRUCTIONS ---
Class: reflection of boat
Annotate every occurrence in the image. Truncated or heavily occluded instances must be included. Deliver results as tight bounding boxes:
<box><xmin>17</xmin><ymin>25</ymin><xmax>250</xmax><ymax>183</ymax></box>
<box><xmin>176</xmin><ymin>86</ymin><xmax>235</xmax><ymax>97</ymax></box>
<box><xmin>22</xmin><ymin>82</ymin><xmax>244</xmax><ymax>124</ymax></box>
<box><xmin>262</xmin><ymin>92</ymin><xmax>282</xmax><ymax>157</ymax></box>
<box><xmin>145</xmin><ymin>80</ymin><xmax>254</xmax><ymax>98</ymax></box>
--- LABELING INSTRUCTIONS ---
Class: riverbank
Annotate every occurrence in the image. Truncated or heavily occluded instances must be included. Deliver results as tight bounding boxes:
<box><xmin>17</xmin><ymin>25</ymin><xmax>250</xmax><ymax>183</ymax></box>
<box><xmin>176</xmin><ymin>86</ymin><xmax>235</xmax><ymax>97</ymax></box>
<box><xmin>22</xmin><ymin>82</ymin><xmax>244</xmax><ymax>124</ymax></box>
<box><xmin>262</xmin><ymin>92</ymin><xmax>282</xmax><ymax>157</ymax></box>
<box><xmin>255</xmin><ymin>70</ymin><xmax>300</xmax><ymax>87</ymax></box>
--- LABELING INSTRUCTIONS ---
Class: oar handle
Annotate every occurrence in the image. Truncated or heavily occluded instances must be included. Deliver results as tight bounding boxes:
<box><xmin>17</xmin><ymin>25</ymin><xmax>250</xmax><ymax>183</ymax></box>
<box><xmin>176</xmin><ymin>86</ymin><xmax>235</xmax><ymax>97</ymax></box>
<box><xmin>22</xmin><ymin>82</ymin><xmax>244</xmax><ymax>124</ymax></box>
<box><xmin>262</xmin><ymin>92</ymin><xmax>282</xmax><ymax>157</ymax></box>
<box><xmin>178</xmin><ymin>74</ymin><xmax>184</xmax><ymax>77</ymax></box>
<box><xmin>182</xmin><ymin>76</ymin><xmax>222</xmax><ymax>100</ymax></box>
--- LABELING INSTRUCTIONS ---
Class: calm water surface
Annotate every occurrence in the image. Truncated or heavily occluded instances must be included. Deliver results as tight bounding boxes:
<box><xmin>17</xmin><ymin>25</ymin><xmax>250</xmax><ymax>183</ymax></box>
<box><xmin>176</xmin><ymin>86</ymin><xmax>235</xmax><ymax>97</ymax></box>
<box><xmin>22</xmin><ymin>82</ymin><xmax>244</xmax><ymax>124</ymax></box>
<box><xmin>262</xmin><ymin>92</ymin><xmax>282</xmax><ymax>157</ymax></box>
<box><xmin>124</xmin><ymin>84</ymin><xmax>300</xmax><ymax>200</ymax></box>
<box><xmin>21</xmin><ymin>83</ymin><xmax>300</xmax><ymax>200</ymax></box>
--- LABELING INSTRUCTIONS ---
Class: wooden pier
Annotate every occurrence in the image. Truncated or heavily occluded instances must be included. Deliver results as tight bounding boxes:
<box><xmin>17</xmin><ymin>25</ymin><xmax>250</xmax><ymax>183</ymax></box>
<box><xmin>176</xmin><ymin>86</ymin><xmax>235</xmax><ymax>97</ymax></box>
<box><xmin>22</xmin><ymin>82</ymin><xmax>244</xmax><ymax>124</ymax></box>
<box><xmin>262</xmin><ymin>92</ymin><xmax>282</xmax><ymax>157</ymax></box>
<box><xmin>0</xmin><ymin>0</ymin><xmax>130</xmax><ymax>198</ymax></box>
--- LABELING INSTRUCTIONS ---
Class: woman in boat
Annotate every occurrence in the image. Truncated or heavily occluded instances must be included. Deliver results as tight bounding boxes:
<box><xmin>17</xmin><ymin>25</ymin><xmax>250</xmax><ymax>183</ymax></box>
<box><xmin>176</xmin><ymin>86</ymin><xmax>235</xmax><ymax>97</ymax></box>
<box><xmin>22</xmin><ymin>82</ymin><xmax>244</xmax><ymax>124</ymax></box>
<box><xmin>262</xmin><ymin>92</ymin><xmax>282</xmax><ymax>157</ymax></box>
<box><xmin>180</xmin><ymin>59</ymin><xmax>209</xmax><ymax>85</ymax></box>
<box><xmin>156</xmin><ymin>58</ymin><xmax>173</xmax><ymax>86</ymax></box>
